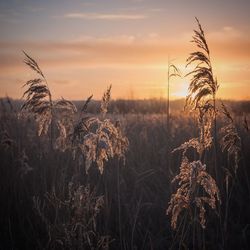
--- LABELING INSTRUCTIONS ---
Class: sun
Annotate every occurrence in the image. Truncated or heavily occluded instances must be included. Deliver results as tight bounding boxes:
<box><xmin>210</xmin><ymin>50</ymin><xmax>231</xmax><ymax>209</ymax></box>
<box><xmin>171</xmin><ymin>81</ymin><xmax>189</xmax><ymax>99</ymax></box>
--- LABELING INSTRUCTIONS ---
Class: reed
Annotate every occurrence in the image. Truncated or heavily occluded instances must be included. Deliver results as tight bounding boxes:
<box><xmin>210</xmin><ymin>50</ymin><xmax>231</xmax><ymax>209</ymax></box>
<box><xmin>21</xmin><ymin>52</ymin><xmax>77</xmax><ymax>149</ymax></box>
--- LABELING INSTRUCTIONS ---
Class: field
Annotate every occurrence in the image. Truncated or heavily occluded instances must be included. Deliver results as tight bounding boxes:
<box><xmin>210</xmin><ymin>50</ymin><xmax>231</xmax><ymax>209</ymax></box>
<box><xmin>1</xmin><ymin>16</ymin><xmax>250</xmax><ymax>250</ymax></box>
<box><xmin>0</xmin><ymin>97</ymin><xmax>250</xmax><ymax>250</ymax></box>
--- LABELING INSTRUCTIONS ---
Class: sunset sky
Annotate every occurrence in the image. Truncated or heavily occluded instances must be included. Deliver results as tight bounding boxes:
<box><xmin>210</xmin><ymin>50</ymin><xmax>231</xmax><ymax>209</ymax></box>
<box><xmin>0</xmin><ymin>0</ymin><xmax>250</xmax><ymax>100</ymax></box>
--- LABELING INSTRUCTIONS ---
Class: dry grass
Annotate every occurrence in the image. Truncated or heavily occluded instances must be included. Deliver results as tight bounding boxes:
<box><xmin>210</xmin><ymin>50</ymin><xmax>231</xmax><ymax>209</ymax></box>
<box><xmin>166</xmin><ymin>18</ymin><xmax>248</xmax><ymax>250</ymax></box>
<box><xmin>0</xmin><ymin>18</ymin><xmax>250</xmax><ymax>250</ymax></box>
<box><xmin>186</xmin><ymin>18</ymin><xmax>218</xmax><ymax>109</ymax></box>
<box><xmin>167</xmin><ymin>157</ymin><xmax>220</xmax><ymax>229</ymax></box>
<box><xmin>33</xmin><ymin>184</ymin><xmax>111</xmax><ymax>249</ymax></box>
<box><xmin>71</xmin><ymin>86</ymin><xmax>129</xmax><ymax>174</ymax></box>
<box><xmin>220</xmin><ymin>102</ymin><xmax>241</xmax><ymax>173</ymax></box>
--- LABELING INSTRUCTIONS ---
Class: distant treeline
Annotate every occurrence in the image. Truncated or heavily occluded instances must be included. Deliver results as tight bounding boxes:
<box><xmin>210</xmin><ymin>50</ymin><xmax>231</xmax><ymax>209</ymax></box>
<box><xmin>1</xmin><ymin>97</ymin><xmax>250</xmax><ymax>114</ymax></box>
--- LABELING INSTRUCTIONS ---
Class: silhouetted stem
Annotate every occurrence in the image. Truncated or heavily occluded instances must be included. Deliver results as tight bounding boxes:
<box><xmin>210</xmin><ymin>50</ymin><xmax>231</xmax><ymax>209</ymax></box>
<box><xmin>44</xmin><ymin>77</ymin><xmax>53</xmax><ymax>149</ymax></box>
<box><xmin>167</xmin><ymin>61</ymin><xmax>170</xmax><ymax>133</ymax></box>
<box><xmin>213</xmin><ymin>95</ymin><xmax>218</xmax><ymax>181</ymax></box>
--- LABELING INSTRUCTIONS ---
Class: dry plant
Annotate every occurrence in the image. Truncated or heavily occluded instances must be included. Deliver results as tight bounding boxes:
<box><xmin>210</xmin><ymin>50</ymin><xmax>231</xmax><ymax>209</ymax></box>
<box><xmin>71</xmin><ymin>85</ymin><xmax>129</xmax><ymax>174</ymax></box>
<box><xmin>173</xmin><ymin>102</ymin><xmax>214</xmax><ymax>159</ymax></box>
<box><xmin>33</xmin><ymin>184</ymin><xmax>111</xmax><ymax>249</ymax></box>
<box><xmin>167</xmin><ymin>19</ymin><xmax>220</xmax><ymax>240</ymax></box>
<box><xmin>243</xmin><ymin>115</ymin><xmax>249</xmax><ymax>132</ymax></box>
<box><xmin>220</xmin><ymin>102</ymin><xmax>241</xmax><ymax>174</ymax></box>
<box><xmin>169</xmin><ymin>134</ymin><xmax>220</xmax><ymax>233</ymax></box>
<box><xmin>169</xmin><ymin>106</ymin><xmax>220</xmax><ymax>231</ymax></box>
<box><xmin>185</xmin><ymin>17</ymin><xmax>220</xmax><ymax>181</ymax></box>
<box><xmin>167</xmin><ymin>61</ymin><xmax>181</xmax><ymax>131</ymax></box>
<box><xmin>101</xmin><ymin>85</ymin><xmax>112</xmax><ymax>115</ymax></box>
<box><xmin>168</xmin><ymin>17</ymin><xmax>245</xmax><ymax>249</ymax></box>
<box><xmin>167</xmin><ymin>157</ymin><xmax>220</xmax><ymax>229</ymax></box>
<box><xmin>186</xmin><ymin>18</ymin><xmax>218</xmax><ymax>109</ymax></box>
<box><xmin>21</xmin><ymin>52</ymin><xmax>76</xmax><ymax>148</ymax></box>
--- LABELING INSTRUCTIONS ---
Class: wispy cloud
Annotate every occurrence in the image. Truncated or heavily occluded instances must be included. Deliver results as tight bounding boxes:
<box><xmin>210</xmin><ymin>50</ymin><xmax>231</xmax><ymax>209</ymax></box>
<box><xmin>149</xmin><ymin>8</ymin><xmax>165</xmax><ymax>12</ymax></box>
<box><xmin>208</xmin><ymin>26</ymin><xmax>242</xmax><ymax>41</ymax></box>
<box><xmin>64</xmin><ymin>12</ymin><xmax>147</xmax><ymax>20</ymax></box>
<box><xmin>0</xmin><ymin>32</ymin><xmax>250</xmax><ymax>71</ymax></box>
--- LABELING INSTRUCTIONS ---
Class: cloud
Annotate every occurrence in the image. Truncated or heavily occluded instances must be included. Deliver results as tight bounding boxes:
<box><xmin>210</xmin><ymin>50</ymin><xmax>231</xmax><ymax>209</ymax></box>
<box><xmin>207</xmin><ymin>26</ymin><xmax>242</xmax><ymax>41</ymax></box>
<box><xmin>64</xmin><ymin>12</ymin><xmax>147</xmax><ymax>20</ymax></box>
<box><xmin>149</xmin><ymin>8</ymin><xmax>165</xmax><ymax>12</ymax></box>
<box><xmin>0</xmin><ymin>32</ymin><xmax>249</xmax><ymax>72</ymax></box>
<box><xmin>223</xmin><ymin>26</ymin><xmax>233</xmax><ymax>32</ymax></box>
<box><xmin>0</xmin><ymin>38</ymin><xmax>185</xmax><ymax>71</ymax></box>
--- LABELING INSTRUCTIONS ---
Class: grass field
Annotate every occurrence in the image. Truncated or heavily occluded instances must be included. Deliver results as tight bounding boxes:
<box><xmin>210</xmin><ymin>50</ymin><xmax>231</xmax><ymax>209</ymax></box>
<box><xmin>1</xmin><ymin>19</ymin><xmax>250</xmax><ymax>250</ymax></box>
<box><xmin>0</xmin><ymin>97</ymin><xmax>250</xmax><ymax>249</ymax></box>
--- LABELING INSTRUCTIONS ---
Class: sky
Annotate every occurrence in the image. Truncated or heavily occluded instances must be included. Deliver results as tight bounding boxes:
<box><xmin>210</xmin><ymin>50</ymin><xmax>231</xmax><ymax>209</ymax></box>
<box><xmin>0</xmin><ymin>0</ymin><xmax>250</xmax><ymax>100</ymax></box>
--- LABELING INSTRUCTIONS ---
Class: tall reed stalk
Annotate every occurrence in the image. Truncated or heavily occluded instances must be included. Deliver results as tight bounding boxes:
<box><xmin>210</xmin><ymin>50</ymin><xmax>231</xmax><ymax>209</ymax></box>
<box><xmin>186</xmin><ymin>17</ymin><xmax>219</xmax><ymax>178</ymax></box>
<box><xmin>21</xmin><ymin>52</ymin><xmax>77</xmax><ymax>150</ymax></box>
<box><xmin>167</xmin><ymin>18</ymin><xmax>221</xmax><ymax>248</ymax></box>
<box><xmin>167</xmin><ymin>59</ymin><xmax>181</xmax><ymax>133</ymax></box>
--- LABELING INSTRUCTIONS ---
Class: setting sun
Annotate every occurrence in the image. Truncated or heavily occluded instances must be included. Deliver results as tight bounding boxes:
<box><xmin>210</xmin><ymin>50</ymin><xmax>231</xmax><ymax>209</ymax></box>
<box><xmin>169</xmin><ymin>80</ymin><xmax>189</xmax><ymax>99</ymax></box>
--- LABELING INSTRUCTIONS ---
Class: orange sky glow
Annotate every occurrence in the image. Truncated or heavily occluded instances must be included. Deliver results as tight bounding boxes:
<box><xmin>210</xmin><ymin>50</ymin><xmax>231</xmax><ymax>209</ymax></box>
<box><xmin>0</xmin><ymin>0</ymin><xmax>250</xmax><ymax>100</ymax></box>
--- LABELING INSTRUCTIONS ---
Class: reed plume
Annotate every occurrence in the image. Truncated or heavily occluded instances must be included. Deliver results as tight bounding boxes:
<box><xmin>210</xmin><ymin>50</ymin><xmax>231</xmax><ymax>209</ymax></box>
<box><xmin>101</xmin><ymin>85</ymin><xmax>112</xmax><ymax>115</ymax></box>
<box><xmin>172</xmin><ymin>101</ymin><xmax>213</xmax><ymax>158</ymax></box>
<box><xmin>167</xmin><ymin>157</ymin><xmax>220</xmax><ymax>229</ymax></box>
<box><xmin>220</xmin><ymin>102</ymin><xmax>241</xmax><ymax>173</ymax></box>
<box><xmin>21</xmin><ymin>52</ymin><xmax>76</xmax><ymax>149</ymax></box>
<box><xmin>71</xmin><ymin>86</ymin><xmax>129</xmax><ymax>174</ymax></box>
<box><xmin>186</xmin><ymin>18</ymin><xmax>218</xmax><ymax>108</ymax></box>
<box><xmin>168</xmin><ymin>19</ymin><xmax>221</xmax><ymax>237</ymax></box>
<box><xmin>21</xmin><ymin>51</ymin><xmax>52</xmax><ymax>136</ymax></box>
<box><xmin>185</xmin><ymin>17</ymin><xmax>219</xmax><ymax>178</ymax></box>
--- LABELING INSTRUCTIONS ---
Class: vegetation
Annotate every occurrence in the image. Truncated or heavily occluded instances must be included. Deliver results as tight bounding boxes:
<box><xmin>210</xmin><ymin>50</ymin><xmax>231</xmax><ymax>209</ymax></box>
<box><xmin>0</xmin><ymin>19</ymin><xmax>250</xmax><ymax>250</ymax></box>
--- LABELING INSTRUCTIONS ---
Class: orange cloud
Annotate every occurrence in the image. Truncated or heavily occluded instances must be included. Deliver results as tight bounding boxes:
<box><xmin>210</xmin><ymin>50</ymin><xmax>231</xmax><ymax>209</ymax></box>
<box><xmin>64</xmin><ymin>12</ymin><xmax>147</xmax><ymax>20</ymax></box>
